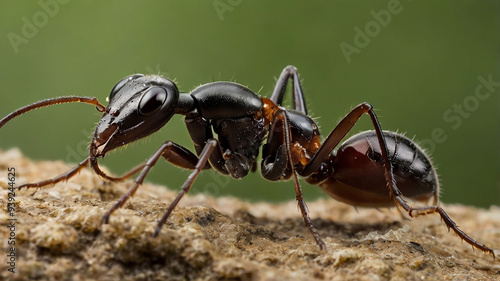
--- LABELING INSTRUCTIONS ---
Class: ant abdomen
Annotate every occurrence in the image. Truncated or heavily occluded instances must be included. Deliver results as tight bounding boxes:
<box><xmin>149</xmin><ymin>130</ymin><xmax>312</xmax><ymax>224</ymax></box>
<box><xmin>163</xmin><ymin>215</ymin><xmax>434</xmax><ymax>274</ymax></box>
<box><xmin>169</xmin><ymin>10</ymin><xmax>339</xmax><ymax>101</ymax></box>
<box><xmin>320</xmin><ymin>131</ymin><xmax>439</xmax><ymax>207</ymax></box>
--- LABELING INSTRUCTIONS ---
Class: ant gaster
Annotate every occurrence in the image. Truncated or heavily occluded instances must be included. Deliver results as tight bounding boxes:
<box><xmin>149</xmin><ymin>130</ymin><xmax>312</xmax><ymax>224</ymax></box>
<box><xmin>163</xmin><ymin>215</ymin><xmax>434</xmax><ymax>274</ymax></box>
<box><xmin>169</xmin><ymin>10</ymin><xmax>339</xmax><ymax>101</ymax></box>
<box><xmin>0</xmin><ymin>66</ymin><xmax>495</xmax><ymax>259</ymax></box>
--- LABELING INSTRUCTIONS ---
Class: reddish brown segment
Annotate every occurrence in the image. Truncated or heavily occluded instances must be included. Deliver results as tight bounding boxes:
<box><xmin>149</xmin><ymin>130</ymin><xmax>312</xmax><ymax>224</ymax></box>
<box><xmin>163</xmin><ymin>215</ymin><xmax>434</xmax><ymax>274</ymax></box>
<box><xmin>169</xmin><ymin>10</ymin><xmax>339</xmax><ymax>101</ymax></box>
<box><xmin>261</xmin><ymin>97</ymin><xmax>322</xmax><ymax>167</ymax></box>
<box><xmin>261</xmin><ymin>97</ymin><xmax>279</xmax><ymax>126</ymax></box>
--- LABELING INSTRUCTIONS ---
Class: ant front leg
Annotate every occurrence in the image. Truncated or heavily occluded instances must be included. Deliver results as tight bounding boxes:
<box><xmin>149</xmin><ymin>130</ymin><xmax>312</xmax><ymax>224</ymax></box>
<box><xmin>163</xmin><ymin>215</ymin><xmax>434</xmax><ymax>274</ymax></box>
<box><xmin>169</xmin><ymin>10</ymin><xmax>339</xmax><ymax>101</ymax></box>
<box><xmin>18</xmin><ymin>157</ymin><xmax>90</xmax><ymax>190</ymax></box>
<box><xmin>21</xmin><ymin>154</ymin><xmax>151</xmax><ymax>190</ymax></box>
<box><xmin>101</xmin><ymin>139</ymin><xmax>217</xmax><ymax>227</ymax></box>
<box><xmin>18</xmin><ymin>147</ymin><xmax>143</xmax><ymax>190</ymax></box>
<box><xmin>262</xmin><ymin>109</ymin><xmax>326</xmax><ymax>250</ymax></box>
<box><xmin>91</xmin><ymin>158</ymin><xmax>147</xmax><ymax>182</ymax></box>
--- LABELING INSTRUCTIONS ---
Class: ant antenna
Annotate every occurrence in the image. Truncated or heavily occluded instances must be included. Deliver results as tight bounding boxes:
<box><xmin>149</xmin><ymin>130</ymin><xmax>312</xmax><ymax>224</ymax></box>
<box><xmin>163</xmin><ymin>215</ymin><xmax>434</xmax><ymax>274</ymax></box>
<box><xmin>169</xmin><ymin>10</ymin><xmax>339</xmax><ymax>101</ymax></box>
<box><xmin>0</xmin><ymin>96</ymin><xmax>106</xmax><ymax>129</ymax></box>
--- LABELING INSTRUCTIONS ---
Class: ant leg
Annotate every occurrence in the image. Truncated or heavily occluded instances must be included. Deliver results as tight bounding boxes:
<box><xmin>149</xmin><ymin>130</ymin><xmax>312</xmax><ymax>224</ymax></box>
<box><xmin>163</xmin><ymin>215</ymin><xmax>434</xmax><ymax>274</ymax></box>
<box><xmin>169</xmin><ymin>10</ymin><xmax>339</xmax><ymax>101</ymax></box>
<box><xmin>18</xmin><ymin>157</ymin><xmax>90</xmax><ymax>190</ymax></box>
<box><xmin>185</xmin><ymin>113</ymin><xmax>228</xmax><ymax>174</ymax></box>
<box><xmin>91</xmin><ymin>158</ymin><xmax>146</xmax><ymax>182</ymax></box>
<box><xmin>407</xmin><ymin>205</ymin><xmax>495</xmax><ymax>258</ymax></box>
<box><xmin>101</xmin><ymin>139</ymin><xmax>217</xmax><ymax>224</ymax></box>
<box><xmin>364</xmin><ymin>109</ymin><xmax>495</xmax><ymax>257</ymax></box>
<box><xmin>19</xmin><ymin>157</ymin><xmax>146</xmax><ymax>190</ymax></box>
<box><xmin>89</xmin><ymin>136</ymin><xmax>213</xmax><ymax>182</ymax></box>
<box><xmin>262</xmin><ymin>109</ymin><xmax>326</xmax><ymax>249</ymax></box>
<box><xmin>271</xmin><ymin>65</ymin><xmax>307</xmax><ymax>114</ymax></box>
<box><xmin>18</xmin><ymin>143</ymin><xmax>164</xmax><ymax>189</ymax></box>
<box><xmin>261</xmin><ymin>111</ymin><xmax>288</xmax><ymax>180</ymax></box>
<box><xmin>153</xmin><ymin>139</ymin><xmax>217</xmax><ymax>236</ymax></box>
<box><xmin>301</xmin><ymin>103</ymin><xmax>381</xmax><ymax>176</ymax></box>
<box><xmin>300</xmin><ymin>103</ymin><xmax>495</xmax><ymax>257</ymax></box>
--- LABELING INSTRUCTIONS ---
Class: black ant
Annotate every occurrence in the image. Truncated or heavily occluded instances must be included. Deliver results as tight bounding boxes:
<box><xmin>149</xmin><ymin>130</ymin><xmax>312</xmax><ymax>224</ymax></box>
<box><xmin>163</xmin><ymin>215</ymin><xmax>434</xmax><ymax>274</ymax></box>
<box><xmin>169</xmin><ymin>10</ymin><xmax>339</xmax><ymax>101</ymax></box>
<box><xmin>0</xmin><ymin>66</ymin><xmax>495</xmax><ymax>259</ymax></box>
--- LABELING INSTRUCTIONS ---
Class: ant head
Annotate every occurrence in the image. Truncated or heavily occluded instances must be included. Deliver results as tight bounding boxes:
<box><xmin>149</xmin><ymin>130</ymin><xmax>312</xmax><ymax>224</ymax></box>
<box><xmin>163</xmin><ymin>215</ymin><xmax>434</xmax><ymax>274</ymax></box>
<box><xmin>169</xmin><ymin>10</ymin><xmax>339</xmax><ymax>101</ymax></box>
<box><xmin>91</xmin><ymin>74</ymin><xmax>179</xmax><ymax>157</ymax></box>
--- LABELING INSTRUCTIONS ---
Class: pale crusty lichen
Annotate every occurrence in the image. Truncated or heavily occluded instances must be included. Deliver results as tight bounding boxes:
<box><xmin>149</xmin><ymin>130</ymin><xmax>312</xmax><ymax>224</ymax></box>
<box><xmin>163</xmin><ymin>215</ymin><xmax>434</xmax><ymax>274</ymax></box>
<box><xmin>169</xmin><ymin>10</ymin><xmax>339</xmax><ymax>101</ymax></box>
<box><xmin>0</xmin><ymin>148</ymin><xmax>499</xmax><ymax>281</ymax></box>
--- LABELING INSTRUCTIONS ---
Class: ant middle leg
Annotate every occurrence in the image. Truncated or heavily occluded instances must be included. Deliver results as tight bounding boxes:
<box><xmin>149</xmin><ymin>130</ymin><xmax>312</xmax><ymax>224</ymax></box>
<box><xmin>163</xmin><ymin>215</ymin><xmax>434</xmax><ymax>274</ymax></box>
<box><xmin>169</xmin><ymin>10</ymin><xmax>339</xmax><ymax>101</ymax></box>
<box><xmin>154</xmin><ymin>139</ymin><xmax>217</xmax><ymax>236</ymax></box>
<box><xmin>101</xmin><ymin>140</ymin><xmax>217</xmax><ymax>225</ymax></box>
<box><xmin>264</xmin><ymin>103</ymin><xmax>395</xmax><ymax>248</ymax></box>
<box><xmin>262</xmin><ymin>109</ymin><xmax>326</xmax><ymax>249</ymax></box>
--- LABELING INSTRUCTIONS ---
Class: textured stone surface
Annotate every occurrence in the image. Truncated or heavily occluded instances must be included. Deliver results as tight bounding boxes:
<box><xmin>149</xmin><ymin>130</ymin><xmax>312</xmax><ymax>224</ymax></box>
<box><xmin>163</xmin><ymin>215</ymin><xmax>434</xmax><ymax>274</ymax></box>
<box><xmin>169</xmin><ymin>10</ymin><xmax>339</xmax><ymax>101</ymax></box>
<box><xmin>0</xmin><ymin>148</ymin><xmax>499</xmax><ymax>281</ymax></box>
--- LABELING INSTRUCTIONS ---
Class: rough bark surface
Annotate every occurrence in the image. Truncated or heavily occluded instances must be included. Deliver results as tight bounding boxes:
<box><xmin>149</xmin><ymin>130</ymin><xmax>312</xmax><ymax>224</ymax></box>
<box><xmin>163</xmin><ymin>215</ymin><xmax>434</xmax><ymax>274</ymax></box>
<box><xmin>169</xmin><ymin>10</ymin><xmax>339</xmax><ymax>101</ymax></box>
<box><xmin>0</xmin><ymin>148</ymin><xmax>499</xmax><ymax>281</ymax></box>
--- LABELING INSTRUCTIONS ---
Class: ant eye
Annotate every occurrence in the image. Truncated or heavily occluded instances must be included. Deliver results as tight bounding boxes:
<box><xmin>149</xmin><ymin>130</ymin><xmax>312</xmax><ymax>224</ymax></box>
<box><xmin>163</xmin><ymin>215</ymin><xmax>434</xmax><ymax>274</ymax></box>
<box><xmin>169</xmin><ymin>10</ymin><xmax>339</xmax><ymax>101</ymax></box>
<box><xmin>138</xmin><ymin>87</ymin><xmax>167</xmax><ymax>116</ymax></box>
<box><xmin>109</xmin><ymin>74</ymin><xmax>144</xmax><ymax>102</ymax></box>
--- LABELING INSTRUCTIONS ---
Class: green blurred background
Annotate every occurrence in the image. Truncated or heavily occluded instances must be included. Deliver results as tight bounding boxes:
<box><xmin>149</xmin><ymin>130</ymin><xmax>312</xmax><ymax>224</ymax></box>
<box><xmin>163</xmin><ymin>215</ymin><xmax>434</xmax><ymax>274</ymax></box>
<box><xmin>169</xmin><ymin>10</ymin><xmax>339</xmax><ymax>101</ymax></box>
<box><xmin>0</xmin><ymin>1</ymin><xmax>498</xmax><ymax>208</ymax></box>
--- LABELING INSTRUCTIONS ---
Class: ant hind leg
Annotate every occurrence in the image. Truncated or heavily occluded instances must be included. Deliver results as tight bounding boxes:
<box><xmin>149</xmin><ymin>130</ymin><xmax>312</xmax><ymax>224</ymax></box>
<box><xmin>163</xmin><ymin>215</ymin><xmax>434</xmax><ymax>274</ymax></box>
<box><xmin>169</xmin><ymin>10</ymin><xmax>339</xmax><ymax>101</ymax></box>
<box><xmin>263</xmin><ymin>109</ymin><xmax>326</xmax><ymax>249</ymax></box>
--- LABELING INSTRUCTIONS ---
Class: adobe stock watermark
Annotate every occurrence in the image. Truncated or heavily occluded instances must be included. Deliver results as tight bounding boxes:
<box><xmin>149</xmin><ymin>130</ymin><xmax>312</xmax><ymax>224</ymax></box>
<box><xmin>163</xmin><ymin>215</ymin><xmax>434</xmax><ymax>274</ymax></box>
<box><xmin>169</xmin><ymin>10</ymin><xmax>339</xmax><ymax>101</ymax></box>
<box><xmin>199</xmin><ymin>171</ymin><xmax>231</xmax><ymax>198</ymax></box>
<box><xmin>340</xmin><ymin>0</ymin><xmax>407</xmax><ymax>64</ymax></box>
<box><xmin>65</xmin><ymin>128</ymin><xmax>93</xmax><ymax>164</ymax></box>
<box><xmin>418</xmin><ymin>74</ymin><xmax>499</xmax><ymax>155</ymax></box>
<box><xmin>213</xmin><ymin>0</ymin><xmax>242</xmax><ymax>21</ymax></box>
<box><xmin>7</xmin><ymin>0</ymin><xmax>70</xmax><ymax>54</ymax></box>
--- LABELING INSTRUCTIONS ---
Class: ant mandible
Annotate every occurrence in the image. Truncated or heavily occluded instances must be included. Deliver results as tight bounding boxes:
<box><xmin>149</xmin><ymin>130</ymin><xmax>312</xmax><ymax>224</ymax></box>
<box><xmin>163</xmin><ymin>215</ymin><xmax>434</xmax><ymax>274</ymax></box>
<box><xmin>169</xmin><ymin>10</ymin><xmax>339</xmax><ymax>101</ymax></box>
<box><xmin>0</xmin><ymin>66</ymin><xmax>495</xmax><ymax>259</ymax></box>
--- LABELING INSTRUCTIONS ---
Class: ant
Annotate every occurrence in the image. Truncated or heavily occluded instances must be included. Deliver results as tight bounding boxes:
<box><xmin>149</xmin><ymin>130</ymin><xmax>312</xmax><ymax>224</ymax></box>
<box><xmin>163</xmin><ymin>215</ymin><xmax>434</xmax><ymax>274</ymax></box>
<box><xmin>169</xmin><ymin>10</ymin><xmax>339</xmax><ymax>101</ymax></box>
<box><xmin>0</xmin><ymin>66</ymin><xmax>495</xmax><ymax>259</ymax></box>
